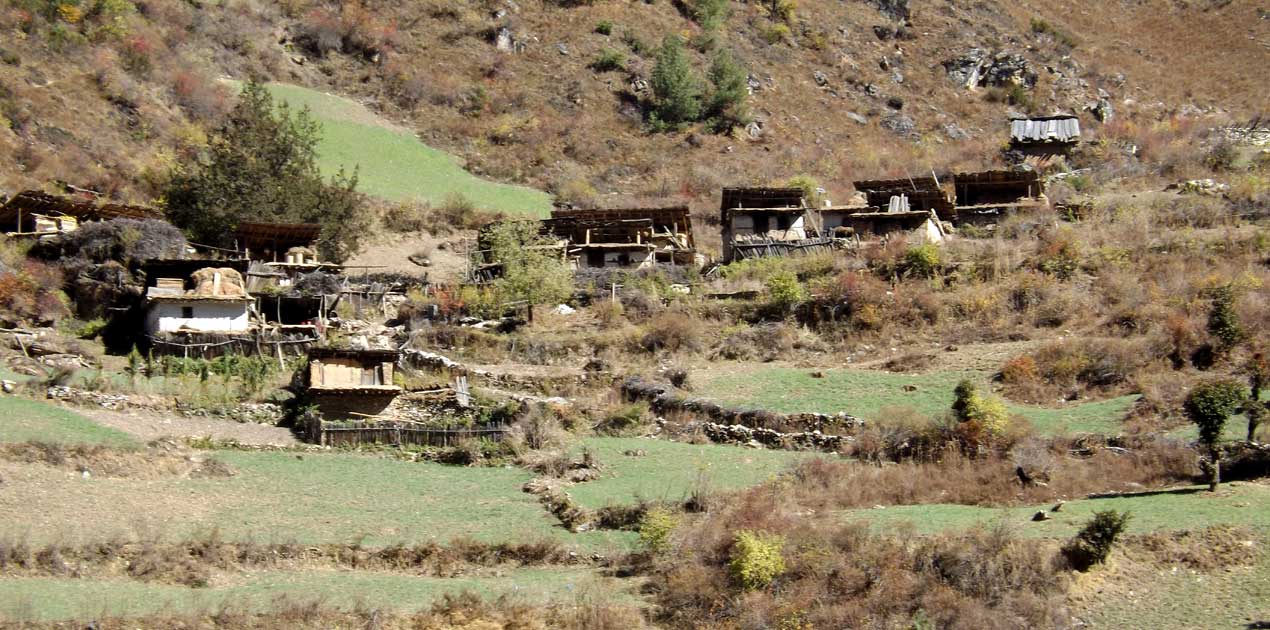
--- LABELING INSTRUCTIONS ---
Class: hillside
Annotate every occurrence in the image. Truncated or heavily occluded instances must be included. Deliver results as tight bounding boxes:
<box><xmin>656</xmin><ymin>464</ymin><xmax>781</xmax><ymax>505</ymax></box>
<box><xmin>1</xmin><ymin>0</ymin><xmax>1266</xmax><ymax>220</ymax></box>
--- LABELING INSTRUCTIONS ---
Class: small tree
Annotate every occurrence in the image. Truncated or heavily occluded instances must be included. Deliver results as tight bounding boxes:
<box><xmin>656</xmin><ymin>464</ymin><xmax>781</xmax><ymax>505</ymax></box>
<box><xmin>1184</xmin><ymin>379</ymin><xmax>1247</xmax><ymax>491</ymax></box>
<box><xmin>1207</xmin><ymin>284</ymin><xmax>1244</xmax><ymax>354</ymax></box>
<box><xmin>650</xmin><ymin>35</ymin><xmax>703</xmax><ymax>129</ymax></box>
<box><xmin>705</xmin><ymin>48</ymin><xmax>749</xmax><ymax>132</ymax></box>
<box><xmin>484</xmin><ymin>221</ymin><xmax>575</xmax><ymax>312</ymax></box>
<box><xmin>1062</xmin><ymin>510</ymin><xmax>1131</xmax><ymax>571</ymax></box>
<box><xmin>1248</xmin><ymin>353</ymin><xmax>1267</xmax><ymax>441</ymax></box>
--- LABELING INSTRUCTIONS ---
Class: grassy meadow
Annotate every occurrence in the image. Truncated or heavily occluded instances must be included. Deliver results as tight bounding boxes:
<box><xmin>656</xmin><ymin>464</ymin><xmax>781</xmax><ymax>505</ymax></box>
<box><xmin>697</xmin><ymin>366</ymin><xmax>1139</xmax><ymax>435</ymax></box>
<box><xmin>257</xmin><ymin>83</ymin><xmax>551</xmax><ymax>216</ymax></box>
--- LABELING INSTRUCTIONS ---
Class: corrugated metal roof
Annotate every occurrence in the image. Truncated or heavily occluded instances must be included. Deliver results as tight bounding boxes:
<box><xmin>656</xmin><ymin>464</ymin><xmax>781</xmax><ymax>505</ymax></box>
<box><xmin>1010</xmin><ymin>117</ymin><xmax>1080</xmax><ymax>143</ymax></box>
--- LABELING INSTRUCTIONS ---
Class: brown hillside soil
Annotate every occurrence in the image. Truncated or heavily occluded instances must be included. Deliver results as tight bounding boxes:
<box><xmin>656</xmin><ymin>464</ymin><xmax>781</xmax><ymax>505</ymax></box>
<box><xmin>1</xmin><ymin>0</ymin><xmax>1264</xmax><ymax>208</ymax></box>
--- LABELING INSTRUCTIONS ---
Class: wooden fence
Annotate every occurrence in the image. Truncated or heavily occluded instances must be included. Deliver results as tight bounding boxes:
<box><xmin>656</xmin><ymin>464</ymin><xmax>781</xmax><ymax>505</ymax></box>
<box><xmin>315</xmin><ymin>422</ymin><xmax>510</xmax><ymax>448</ymax></box>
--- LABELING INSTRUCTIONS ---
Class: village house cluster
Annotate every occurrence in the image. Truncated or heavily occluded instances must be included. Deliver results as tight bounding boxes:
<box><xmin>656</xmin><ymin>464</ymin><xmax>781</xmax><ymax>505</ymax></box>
<box><xmin>0</xmin><ymin>115</ymin><xmax>1078</xmax><ymax>446</ymax></box>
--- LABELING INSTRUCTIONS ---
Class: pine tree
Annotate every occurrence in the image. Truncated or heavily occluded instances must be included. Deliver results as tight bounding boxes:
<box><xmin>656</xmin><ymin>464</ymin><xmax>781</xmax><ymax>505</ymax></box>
<box><xmin>650</xmin><ymin>35</ymin><xmax>703</xmax><ymax>129</ymax></box>
<box><xmin>706</xmin><ymin>48</ymin><xmax>750</xmax><ymax>132</ymax></box>
<box><xmin>165</xmin><ymin>81</ymin><xmax>369</xmax><ymax>262</ymax></box>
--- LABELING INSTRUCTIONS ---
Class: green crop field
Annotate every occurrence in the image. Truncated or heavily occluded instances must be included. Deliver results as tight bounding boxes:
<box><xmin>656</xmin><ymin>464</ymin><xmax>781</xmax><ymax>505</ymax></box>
<box><xmin>0</xmin><ymin>567</ymin><xmax>615</xmax><ymax>622</ymax></box>
<box><xmin>254</xmin><ymin>83</ymin><xmax>551</xmax><ymax>216</ymax></box>
<box><xmin>697</xmin><ymin>366</ymin><xmax>1139</xmax><ymax>436</ymax></box>
<box><xmin>0</xmin><ymin>447</ymin><xmax>631</xmax><ymax>550</ymax></box>
<box><xmin>570</xmin><ymin>437</ymin><xmax>816</xmax><ymax>510</ymax></box>
<box><xmin>0</xmin><ymin>396</ymin><xmax>137</xmax><ymax>446</ymax></box>
<box><xmin>840</xmin><ymin>482</ymin><xmax>1270</xmax><ymax>537</ymax></box>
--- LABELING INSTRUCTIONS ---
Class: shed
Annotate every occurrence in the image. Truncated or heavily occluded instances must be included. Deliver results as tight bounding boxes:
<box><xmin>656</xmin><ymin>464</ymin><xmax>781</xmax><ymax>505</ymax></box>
<box><xmin>306</xmin><ymin>348</ymin><xmax>403</xmax><ymax>420</ymax></box>
<box><xmin>852</xmin><ymin>176</ymin><xmax>954</xmax><ymax>216</ymax></box>
<box><xmin>0</xmin><ymin>190</ymin><xmax>162</xmax><ymax>235</ymax></box>
<box><xmin>235</xmin><ymin>222</ymin><xmax>322</xmax><ymax>263</ymax></box>
<box><xmin>720</xmin><ymin>187</ymin><xmax>826</xmax><ymax>262</ymax></box>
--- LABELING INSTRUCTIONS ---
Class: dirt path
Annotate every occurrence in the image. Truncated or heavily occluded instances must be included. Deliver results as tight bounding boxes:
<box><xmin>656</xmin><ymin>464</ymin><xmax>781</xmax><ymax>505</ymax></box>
<box><xmin>81</xmin><ymin>408</ymin><xmax>299</xmax><ymax>446</ymax></box>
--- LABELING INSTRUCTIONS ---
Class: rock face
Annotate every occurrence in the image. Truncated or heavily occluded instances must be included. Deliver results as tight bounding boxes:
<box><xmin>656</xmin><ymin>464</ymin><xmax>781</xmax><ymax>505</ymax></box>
<box><xmin>869</xmin><ymin>0</ymin><xmax>911</xmax><ymax>21</ymax></box>
<box><xmin>943</xmin><ymin>49</ymin><xmax>1037</xmax><ymax>89</ymax></box>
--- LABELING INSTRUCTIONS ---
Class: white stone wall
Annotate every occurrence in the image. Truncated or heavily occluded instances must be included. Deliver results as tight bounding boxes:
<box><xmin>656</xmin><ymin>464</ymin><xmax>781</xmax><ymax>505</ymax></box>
<box><xmin>146</xmin><ymin>301</ymin><xmax>251</xmax><ymax>333</ymax></box>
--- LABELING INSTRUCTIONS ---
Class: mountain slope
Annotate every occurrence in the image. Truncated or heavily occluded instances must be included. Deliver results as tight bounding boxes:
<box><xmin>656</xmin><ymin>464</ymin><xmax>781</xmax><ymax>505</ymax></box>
<box><xmin>0</xmin><ymin>0</ymin><xmax>1264</xmax><ymax>210</ymax></box>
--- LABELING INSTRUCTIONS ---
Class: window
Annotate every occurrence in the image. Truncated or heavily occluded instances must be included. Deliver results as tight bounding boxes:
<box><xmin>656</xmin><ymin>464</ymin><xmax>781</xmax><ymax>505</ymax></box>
<box><xmin>181</xmin><ymin>306</ymin><xmax>194</xmax><ymax>319</ymax></box>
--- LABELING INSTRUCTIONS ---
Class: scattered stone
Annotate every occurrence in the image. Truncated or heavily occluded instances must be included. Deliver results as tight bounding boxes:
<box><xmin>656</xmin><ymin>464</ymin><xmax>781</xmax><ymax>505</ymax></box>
<box><xmin>1032</xmin><ymin>510</ymin><xmax>1050</xmax><ymax>522</ymax></box>
<box><xmin>1086</xmin><ymin>98</ymin><xmax>1114</xmax><ymax>122</ymax></box>
<box><xmin>813</xmin><ymin>70</ymin><xmax>829</xmax><ymax>86</ymax></box>
<box><xmin>902</xmin><ymin>385</ymin><xmax>917</xmax><ymax>392</ymax></box>
<box><xmin>552</xmin><ymin>304</ymin><xmax>576</xmax><ymax>315</ymax></box>
<box><xmin>846</xmin><ymin>111</ymin><xmax>868</xmax><ymax>125</ymax></box>
<box><xmin>0</xmin><ymin>380</ymin><xmax>14</xmax><ymax>394</ymax></box>
<box><xmin>880</xmin><ymin>113</ymin><xmax>915</xmax><ymax>137</ymax></box>
<box><xmin>1167</xmin><ymin>179</ymin><xmax>1230</xmax><ymax>196</ymax></box>
<box><xmin>1052</xmin><ymin>501</ymin><xmax>1065</xmax><ymax>512</ymax></box>
<box><xmin>555</xmin><ymin>42</ymin><xmax>568</xmax><ymax>55</ymax></box>
<box><xmin>943</xmin><ymin>123</ymin><xmax>970</xmax><ymax>140</ymax></box>
<box><xmin>872</xmin><ymin>25</ymin><xmax>894</xmax><ymax>41</ymax></box>
<box><xmin>886</xmin><ymin>96</ymin><xmax>904</xmax><ymax>110</ymax></box>
<box><xmin>810</xmin><ymin>371</ymin><xmax>825</xmax><ymax>379</ymax></box>
<box><xmin>495</xmin><ymin>27</ymin><xmax>514</xmax><ymax>52</ymax></box>
<box><xmin>622</xmin><ymin>449</ymin><xmax>647</xmax><ymax>457</ymax></box>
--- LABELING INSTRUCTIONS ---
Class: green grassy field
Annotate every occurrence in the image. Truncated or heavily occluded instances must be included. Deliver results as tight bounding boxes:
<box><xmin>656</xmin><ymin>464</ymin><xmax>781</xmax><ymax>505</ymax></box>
<box><xmin>257</xmin><ymin>83</ymin><xmax>551</xmax><ymax>216</ymax></box>
<box><xmin>697</xmin><ymin>367</ymin><xmax>1138</xmax><ymax>435</ymax></box>
<box><xmin>0</xmin><ymin>567</ymin><xmax>613</xmax><ymax>622</ymax></box>
<box><xmin>570</xmin><ymin>437</ymin><xmax>815</xmax><ymax>510</ymax></box>
<box><xmin>840</xmin><ymin>482</ymin><xmax>1270</xmax><ymax>537</ymax></box>
<box><xmin>0</xmin><ymin>447</ymin><xmax>631</xmax><ymax>550</ymax></box>
<box><xmin>0</xmin><ymin>396</ymin><xmax>137</xmax><ymax>446</ymax></box>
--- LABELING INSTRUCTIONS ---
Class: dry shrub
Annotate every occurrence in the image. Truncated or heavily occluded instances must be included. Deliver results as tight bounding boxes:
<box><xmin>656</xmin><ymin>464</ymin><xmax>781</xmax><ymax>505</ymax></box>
<box><xmin>789</xmin><ymin>438</ymin><xmax>1194</xmax><ymax>511</ymax></box>
<box><xmin>713</xmin><ymin>322</ymin><xmax>817</xmax><ymax>361</ymax></box>
<box><xmin>506</xmin><ymin>404</ymin><xmax>571</xmax><ymax>453</ymax></box>
<box><xmin>656</xmin><ymin>505</ymin><xmax>1068</xmax><ymax>629</ymax></box>
<box><xmin>1004</xmin><ymin>338</ymin><xmax>1153</xmax><ymax>404</ymax></box>
<box><xmin>638</xmin><ymin>311</ymin><xmax>705</xmax><ymax>354</ymax></box>
<box><xmin>1130</xmin><ymin>525</ymin><xmax>1260</xmax><ymax>571</ymax></box>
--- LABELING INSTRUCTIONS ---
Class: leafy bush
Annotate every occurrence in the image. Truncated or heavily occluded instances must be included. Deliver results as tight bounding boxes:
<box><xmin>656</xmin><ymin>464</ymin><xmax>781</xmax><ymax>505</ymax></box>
<box><xmin>596</xmin><ymin>402</ymin><xmax>648</xmax><ymax>436</ymax></box>
<box><xmin>952</xmin><ymin>380</ymin><xmax>1010</xmax><ymax>437</ymax></box>
<box><xmin>686</xmin><ymin>0</ymin><xmax>730</xmax><ymax>31</ymax></box>
<box><xmin>638</xmin><ymin>508</ymin><xmax>678</xmax><ymax>553</ymax></box>
<box><xmin>765</xmin><ymin>270</ymin><xmax>805</xmax><ymax>314</ymax></box>
<box><xmin>594</xmin><ymin>20</ymin><xmax>613</xmax><ymax>36</ymax></box>
<box><xmin>760</xmin><ymin>23</ymin><xmax>791</xmax><ymax>45</ymax></box>
<box><xmin>590</xmin><ymin>47</ymin><xmax>626</xmax><ymax>72</ymax></box>
<box><xmin>1062</xmin><ymin>510</ymin><xmax>1130</xmax><ymax>571</ymax></box>
<box><xmin>728</xmin><ymin>530</ymin><xmax>785</xmax><ymax>590</ymax></box>
<box><xmin>903</xmin><ymin>244</ymin><xmax>941</xmax><ymax>279</ymax></box>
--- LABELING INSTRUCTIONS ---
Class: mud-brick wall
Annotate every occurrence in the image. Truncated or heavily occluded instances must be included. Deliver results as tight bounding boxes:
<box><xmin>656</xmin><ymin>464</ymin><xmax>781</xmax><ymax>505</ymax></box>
<box><xmin>311</xmin><ymin>391</ymin><xmax>398</xmax><ymax>420</ymax></box>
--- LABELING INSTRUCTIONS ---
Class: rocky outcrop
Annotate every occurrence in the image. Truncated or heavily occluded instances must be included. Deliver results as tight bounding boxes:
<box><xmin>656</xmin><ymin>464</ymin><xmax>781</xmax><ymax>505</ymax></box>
<box><xmin>943</xmin><ymin>49</ymin><xmax>1036</xmax><ymax>89</ymax></box>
